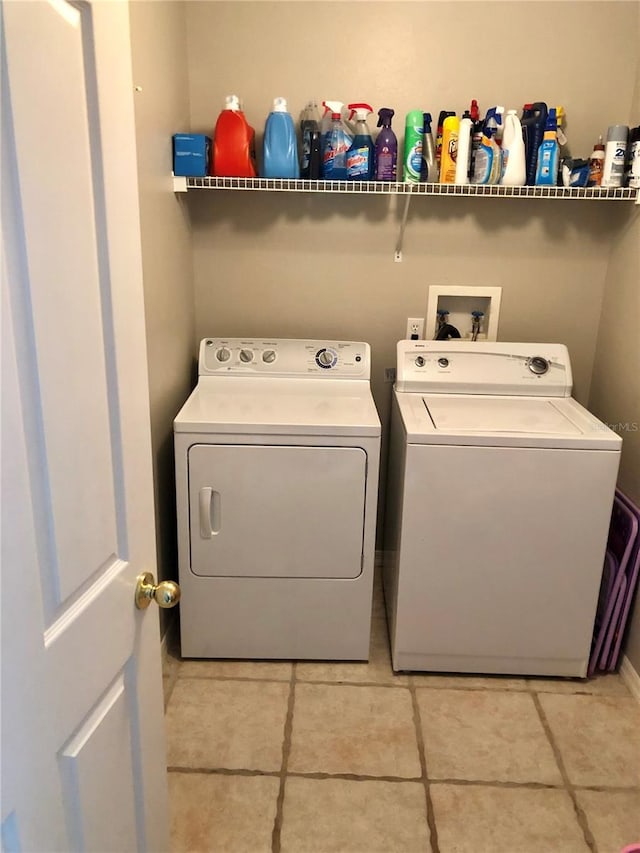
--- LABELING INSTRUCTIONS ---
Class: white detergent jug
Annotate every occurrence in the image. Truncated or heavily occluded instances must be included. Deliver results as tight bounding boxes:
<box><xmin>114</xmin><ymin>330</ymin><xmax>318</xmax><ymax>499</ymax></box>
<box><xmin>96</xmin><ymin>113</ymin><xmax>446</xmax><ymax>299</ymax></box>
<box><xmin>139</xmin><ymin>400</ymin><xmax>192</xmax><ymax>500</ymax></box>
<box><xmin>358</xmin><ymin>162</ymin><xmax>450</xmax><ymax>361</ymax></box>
<box><xmin>501</xmin><ymin>110</ymin><xmax>526</xmax><ymax>186</ymax></box>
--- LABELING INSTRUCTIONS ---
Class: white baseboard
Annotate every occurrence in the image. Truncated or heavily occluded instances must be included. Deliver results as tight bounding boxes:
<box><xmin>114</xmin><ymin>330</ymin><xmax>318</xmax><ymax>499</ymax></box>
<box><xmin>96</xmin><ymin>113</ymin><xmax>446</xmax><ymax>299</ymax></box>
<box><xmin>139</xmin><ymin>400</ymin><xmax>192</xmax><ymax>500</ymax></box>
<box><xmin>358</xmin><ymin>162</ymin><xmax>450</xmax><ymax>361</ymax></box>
<box><xmin>620</xmin><ymin>655</ymin><xmax>640</xmax><ymax>702</ymax></box>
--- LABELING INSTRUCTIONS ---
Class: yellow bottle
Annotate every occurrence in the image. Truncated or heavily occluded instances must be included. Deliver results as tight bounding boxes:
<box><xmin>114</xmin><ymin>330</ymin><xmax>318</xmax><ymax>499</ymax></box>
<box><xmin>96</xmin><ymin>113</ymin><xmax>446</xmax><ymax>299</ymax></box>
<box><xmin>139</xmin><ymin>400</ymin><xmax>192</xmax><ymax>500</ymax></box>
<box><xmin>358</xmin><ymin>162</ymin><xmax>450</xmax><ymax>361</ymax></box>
<box><xmin>439</xmin><ymin>115</ymin><xmax>460</xmax><ymax>183</ymax></box>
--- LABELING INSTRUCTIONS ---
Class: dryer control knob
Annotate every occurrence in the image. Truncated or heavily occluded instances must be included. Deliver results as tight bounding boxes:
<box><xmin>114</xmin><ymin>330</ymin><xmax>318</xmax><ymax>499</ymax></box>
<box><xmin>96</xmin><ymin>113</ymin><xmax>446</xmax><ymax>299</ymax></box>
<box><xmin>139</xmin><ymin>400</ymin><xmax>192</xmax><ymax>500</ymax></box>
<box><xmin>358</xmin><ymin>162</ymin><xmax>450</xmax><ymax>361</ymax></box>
<box><xmin>528</xmin><ymin>356</ymin><xmax>549</xmax><ymax>375</ymax></box>
<box><xmin>318</xmin><ymin>350</ymin><xmax>334</xmax><ymax>367</ymax></box>
<box><xmin>239</xmin><ymin>349</ymin><xmax>254</xmax><ymax>363</ymax></box>
<box><xmin>262</xmin><ymin>350</ymin><xmax>277</xmax><ymax>364</ymax></box>
<box><xmin>415</xmin><ymin>356</ymin><xmax>425</xmax><ymax>367</ymax></box>
<box><xmin>216</xmin><ymin>347</ymin><xmax>231</xmax><ymax>362</ymax></box>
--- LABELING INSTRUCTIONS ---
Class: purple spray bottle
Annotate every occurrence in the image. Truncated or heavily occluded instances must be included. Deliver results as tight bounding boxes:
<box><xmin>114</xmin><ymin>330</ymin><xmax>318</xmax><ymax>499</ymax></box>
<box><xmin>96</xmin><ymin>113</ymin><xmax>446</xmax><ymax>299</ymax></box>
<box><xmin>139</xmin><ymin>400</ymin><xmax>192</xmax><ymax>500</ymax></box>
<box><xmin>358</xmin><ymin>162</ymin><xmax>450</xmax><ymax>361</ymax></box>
<box><xmin>375</xmin><ymin>108</ymin><xmax>397</xmax><ymax>181</ymax></box>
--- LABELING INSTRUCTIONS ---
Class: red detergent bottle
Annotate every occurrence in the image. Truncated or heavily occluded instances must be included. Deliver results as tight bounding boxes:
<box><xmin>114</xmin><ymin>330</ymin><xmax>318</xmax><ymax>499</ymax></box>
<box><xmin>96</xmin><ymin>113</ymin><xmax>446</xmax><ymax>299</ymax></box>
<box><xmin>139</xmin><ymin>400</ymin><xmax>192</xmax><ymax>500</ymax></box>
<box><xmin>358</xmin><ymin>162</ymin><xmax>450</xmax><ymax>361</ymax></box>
<box><xmin>211</xmin><ymin>95</ymin><xmax>257</xmax><ymax>178</ymax></box>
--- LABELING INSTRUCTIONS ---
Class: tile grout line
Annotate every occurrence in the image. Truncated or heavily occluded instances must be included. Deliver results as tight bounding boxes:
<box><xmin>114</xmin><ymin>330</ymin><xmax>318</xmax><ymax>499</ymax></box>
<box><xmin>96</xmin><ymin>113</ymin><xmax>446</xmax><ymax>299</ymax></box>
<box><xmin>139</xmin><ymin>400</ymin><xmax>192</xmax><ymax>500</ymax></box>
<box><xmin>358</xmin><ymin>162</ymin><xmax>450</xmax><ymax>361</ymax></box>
<box><xmin>165</xmin><ymin>764</ymin><xmax>640</xmax><ymax>792</ymax></box>
<box><xmin>271</xmin><ymin>661</ymin><xmax>297</xmax><ymax>853</ymax></box>
<box><xmin>172</xmin><ymin>667</ymin><xmax>630</xmax><ymax>698</ymax></box>
<box><xmin>531</xmin><ymin>691</ymin><xmax>598</xmax><ymax>853</ymax></box>
<box><xmin>409</xmin><ymin>680</ymin><xmax>440</xmax><ymax>853</ymax></box>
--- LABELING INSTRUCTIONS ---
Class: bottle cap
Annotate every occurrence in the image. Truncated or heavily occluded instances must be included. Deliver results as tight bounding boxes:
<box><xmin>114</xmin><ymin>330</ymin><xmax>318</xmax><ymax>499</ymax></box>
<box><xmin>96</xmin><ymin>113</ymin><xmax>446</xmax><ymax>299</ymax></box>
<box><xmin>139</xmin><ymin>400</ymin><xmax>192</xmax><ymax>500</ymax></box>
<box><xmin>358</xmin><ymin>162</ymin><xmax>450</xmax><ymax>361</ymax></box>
<box><xmin>272</xmin><ymin>97</ymin><xmax>288</xmax><ymax>112</ymax></box>
<box><xmin>225</xmin><ymin>95</ymin><xmax>241</xmax><ymax>111</ymax></box>
<box><xmin>606</xmin><ymin>125</ymin><xmax>629</xmax><ymax>142</ymax></box>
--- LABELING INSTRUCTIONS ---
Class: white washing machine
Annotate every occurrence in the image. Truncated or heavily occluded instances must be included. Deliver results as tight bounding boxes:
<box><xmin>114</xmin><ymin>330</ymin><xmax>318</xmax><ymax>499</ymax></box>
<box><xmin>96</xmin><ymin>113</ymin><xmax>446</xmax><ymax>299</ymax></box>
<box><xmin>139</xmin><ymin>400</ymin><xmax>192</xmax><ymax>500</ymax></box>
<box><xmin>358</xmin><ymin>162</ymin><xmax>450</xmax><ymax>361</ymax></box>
<box><xmin>383</xmin><ymin>341</ymin><xmax>621</xmax><ymax>677</ymax></box>
<box><xmin>175</xmin><ymin>338</ymin><xmax>381</xmax><ymax>660</ymax></box>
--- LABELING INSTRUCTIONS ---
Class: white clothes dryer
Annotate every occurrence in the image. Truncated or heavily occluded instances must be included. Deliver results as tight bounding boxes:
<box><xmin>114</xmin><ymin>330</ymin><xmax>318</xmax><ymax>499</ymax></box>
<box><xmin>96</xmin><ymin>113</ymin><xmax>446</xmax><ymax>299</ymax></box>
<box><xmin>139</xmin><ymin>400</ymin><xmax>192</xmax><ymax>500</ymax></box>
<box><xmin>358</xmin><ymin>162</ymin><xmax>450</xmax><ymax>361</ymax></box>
<box><xmin>383</xmin><ymin>341</ymin><xmax>621</xmax><ymax>677</ymax></box>
<box><xmin>175</xmin><ymin>338</ymin><xmax>381</xmax><ymax>660</ymax></box>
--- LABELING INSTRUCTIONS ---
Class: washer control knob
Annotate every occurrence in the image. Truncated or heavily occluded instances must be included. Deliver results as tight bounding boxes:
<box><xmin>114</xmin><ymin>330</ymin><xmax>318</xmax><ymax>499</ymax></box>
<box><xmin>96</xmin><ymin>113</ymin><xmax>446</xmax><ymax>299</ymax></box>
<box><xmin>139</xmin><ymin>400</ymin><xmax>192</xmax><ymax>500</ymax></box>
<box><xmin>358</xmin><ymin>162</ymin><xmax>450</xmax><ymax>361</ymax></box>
<box><xmin>318</xmin><ymin>350</ymin><xmax>334</xmax><ymax>367</ymax></box>
<box><xmin>262</xmin><ymin>350</ymin><xmax>277</xmax><ymax>364</ymax></box>
<box><xmin>438</xmin><ymin>357</ymin><xmax>449</xmax><ymax>368</ymax></box>
<box><xmin>216</xmin><ymin>347</ymin><xmax>231</xmax><ymax>362</ymax></box>
<box><xmin>528</xmin><ymin>356</ymin><xmax>550</xmax><ymax>376</ymax></box>
<box><xmin>415</xmin><ymin>356</ymin><xmax>425</xmax><ymax>367</ymax></box>
<box><xmin>239</xmin><ymin>349</ymin><xmax>254</xmax><ymax>363</ymax></box>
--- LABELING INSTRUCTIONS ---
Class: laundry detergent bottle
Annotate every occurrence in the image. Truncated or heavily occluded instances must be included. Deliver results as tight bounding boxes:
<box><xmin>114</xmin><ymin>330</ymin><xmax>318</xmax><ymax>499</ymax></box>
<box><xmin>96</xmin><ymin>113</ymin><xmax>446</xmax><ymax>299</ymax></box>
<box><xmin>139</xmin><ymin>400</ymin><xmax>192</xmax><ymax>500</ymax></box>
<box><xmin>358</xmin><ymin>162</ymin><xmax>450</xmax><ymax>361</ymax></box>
<box><xmin>535</xmin><ymin>107</ymin><xmax>559</xmax><ymax>186</ymax></box>
<box><xmin>262</xmin><ymin>97</ymin><xmax>300</xmax><ymax>179</ymax></box>
<box><xmin>521</xmin><ymin>102</ymin><xmax>548</xmax><ymax>186</ymax></box>
<box><xmin>211</xmin><ymin>94</ymin><xmax>257</xmax><ymax>178</ymax></box>
<box><xmin>346</xmin><ymin>103</ymin><xmax>375</xmax><ymax>180</ymax></box>
<box><xmin>375</xmin><ymin>108</ymin><xmax>398</xmax><ymax>181</ymax></box>
<box><xmin>501</xmin><ymin>109</ymin><xmax>526</xmax><ymax>186</ymax></box>
<box><xmin>321</xmin><ymin>101</ymin><xmax>352</xmax><ymax>180</ymax></box>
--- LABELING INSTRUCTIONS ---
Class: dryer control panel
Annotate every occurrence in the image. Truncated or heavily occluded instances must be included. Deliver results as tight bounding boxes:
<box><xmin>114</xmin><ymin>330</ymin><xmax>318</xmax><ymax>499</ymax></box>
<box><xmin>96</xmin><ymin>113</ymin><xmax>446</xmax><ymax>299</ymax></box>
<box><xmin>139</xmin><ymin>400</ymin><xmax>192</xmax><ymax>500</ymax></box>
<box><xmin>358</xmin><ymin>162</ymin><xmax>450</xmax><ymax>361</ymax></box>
<box><xmin>396</xmin><ymin>341</ymin><xmax>573</xmax><ymax>397</ymax></box>
<box><xmin>199</xmin><ymin>338</ymin><xmax>371</xmax><ymax>379</ymax></box>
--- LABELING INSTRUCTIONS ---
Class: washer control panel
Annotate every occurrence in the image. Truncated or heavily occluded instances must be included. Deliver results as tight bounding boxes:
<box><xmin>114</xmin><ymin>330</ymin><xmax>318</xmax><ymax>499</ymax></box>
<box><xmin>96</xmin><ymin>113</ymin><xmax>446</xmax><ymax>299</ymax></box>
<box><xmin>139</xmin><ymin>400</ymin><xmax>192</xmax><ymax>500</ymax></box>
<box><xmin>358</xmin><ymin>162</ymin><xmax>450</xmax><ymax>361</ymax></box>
<box><xmin>199</xmin><ymin>339</ymin><xmax>370</xmax><ymax>379</ymax></box>
<box><xmin>396</xmin><ymin>341</ymin><xmax>573</xmax><ymax>397</ymax></box>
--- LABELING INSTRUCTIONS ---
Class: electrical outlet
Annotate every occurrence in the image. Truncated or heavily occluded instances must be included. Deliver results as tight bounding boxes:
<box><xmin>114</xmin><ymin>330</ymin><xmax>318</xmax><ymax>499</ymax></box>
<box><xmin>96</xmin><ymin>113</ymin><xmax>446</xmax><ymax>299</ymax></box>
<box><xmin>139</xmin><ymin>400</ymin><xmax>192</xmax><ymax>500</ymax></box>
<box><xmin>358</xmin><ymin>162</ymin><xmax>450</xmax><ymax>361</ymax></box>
<box><xmin>406</xmin><ymin>317</ymin><xmax>425</xmax><ymax>340</ymax></box>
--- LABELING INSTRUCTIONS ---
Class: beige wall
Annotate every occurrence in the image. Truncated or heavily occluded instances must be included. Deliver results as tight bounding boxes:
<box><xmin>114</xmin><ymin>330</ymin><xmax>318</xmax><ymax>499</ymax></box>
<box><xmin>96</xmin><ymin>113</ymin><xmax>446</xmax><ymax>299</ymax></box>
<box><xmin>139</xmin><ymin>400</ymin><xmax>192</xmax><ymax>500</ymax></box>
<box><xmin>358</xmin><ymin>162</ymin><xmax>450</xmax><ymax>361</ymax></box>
<box><xmin>184</xmin><ymin>0</ymin><xmax>637</xmax><ymax>541</ymax></box>
<box><xmin>589</xmin><ymin>49</ymin><xmax>640</xmax><ymax>673</ymax></box>
<box><xmin>185</xmin><ymin>0</ymin><xmax>636</xmax><ymax>417</ymax></box>
<box><xmin>129</xmin><ymin>0</ymin><xmax>195</xmax><ymax>612</ymax></box>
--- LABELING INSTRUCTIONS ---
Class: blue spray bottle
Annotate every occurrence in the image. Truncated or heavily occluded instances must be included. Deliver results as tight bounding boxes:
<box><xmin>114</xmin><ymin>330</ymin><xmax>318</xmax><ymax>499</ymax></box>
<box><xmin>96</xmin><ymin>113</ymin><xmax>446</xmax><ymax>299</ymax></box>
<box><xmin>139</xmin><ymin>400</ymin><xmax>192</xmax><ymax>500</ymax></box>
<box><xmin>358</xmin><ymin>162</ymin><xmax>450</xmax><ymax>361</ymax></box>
<box><xmin>471</xmin><ymin>107</ymin><xmax>503</xmax><ymax>184</ymax></box>
<box><xmin>346</xmin><ymin>103</ymin><xmax>375</xmax><ymax>180</ymax></box>
<box><xmin>321</xmin><ymin>101</ymin><xmax>352</xmax><ymax>180</ymax></box>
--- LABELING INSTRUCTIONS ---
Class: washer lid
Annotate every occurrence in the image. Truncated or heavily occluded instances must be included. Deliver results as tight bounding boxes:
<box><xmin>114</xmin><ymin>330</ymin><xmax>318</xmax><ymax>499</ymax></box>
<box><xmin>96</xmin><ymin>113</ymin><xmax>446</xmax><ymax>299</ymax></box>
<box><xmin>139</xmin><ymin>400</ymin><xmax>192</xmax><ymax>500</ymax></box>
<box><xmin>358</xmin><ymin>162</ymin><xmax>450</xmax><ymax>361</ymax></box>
<box><xmin>426</xmin><ymin>397</ymin><xmax>581</xmax><ymax>434</ymax></box>
<box><xmin>396</xmin><ymin>392</ymin><xmax>621</xmax><ymax>450</ymax></box>
<box><xmin>174</xmin><ymin>378</ymin><xmax>381</xmax><ymax>437</ymax></box>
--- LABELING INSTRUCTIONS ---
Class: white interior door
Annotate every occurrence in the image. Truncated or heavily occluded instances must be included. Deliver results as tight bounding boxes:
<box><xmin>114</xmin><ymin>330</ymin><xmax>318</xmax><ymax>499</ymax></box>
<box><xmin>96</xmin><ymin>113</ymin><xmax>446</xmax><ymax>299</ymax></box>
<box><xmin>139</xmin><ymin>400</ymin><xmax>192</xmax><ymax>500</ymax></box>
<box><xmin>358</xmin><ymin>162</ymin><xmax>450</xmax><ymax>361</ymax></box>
<box><xmin>1</xmin><ymin>2</ymin><xmax>169</xmax><ymax>850</ymax></box>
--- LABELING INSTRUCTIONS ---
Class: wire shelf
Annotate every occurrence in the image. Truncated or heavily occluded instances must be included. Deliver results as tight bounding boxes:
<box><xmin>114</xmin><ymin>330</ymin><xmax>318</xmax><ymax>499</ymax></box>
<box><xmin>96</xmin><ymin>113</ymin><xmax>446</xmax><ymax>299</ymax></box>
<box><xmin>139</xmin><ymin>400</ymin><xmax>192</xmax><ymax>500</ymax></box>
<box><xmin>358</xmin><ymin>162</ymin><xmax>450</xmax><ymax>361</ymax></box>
<box><xmin>181</xmin><ymin>176</ymin><xmax>637</xmax><ymax>200</ymax></box>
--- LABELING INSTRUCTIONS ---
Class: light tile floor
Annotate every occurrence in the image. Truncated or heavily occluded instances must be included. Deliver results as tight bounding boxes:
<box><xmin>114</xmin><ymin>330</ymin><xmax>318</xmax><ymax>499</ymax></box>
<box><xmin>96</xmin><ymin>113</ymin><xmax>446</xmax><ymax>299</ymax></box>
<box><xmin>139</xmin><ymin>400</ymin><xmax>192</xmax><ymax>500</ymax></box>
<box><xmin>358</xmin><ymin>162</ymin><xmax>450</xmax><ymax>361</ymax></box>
<box><xmin>163</xmin><ymin>580</ymin><xmax>640</xmax><ymax>853</ymax></box>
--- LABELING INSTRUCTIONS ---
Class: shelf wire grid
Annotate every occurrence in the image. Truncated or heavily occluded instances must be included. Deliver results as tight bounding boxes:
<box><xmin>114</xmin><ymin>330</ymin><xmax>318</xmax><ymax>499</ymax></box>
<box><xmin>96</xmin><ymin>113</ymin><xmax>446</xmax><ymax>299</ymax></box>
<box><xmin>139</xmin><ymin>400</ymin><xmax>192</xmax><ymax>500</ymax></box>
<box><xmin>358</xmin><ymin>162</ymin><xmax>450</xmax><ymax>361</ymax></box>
<box><xmin>184</xmin><ymin>176</ymin><xmax>637</xmax><ymax>200</ymax></box>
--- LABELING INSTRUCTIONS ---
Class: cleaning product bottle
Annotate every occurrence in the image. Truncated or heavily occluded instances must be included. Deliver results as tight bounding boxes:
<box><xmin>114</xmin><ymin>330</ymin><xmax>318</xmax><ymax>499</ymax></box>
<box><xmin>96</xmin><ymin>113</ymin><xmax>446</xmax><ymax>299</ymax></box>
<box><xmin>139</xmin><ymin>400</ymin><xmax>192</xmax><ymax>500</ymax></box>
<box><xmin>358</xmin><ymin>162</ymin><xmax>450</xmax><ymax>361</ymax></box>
<box><xmin>628</xmin><ymin>126</ymin><xmax>640</xmax><ymax>189</ymax></box>
<box><xmin>420</xmin><ymin>113</ymin><xmax>438</xmax><ymax>182</ymax></box>
<box><xmin>601</xmin><ymin>125</ymin><xmax>629</xmax><ymax>187</ymax></box>
<box><xmin>521</xmin><ymin>102</ymin><xmax>548</xmax><ymax>186</ymax></box>
<box><xmin>300</xmin><ymin>101</ymin><xmax>322</xmax><ymax>179</ymax></box>
<box><xmin>211</xmin><ymin>94</ymin><xmax>257</xmax><ymax>178</ymax></box>
<box><xmin>535</xmin><ymin>108</ymin><xmax>559</xmax><ymax>186</ymax></box>
<box><xmin>469</xmin><ymin>99</ymin><xmax>483</xmax><ymax>180</ymax></box>
<box><xmin>439</xmin><ymin>114</ymin><xmax>460</xmax><ymax>183</ymax></box>
<box><xmin>454</xmin><ymin>110</ymin><xmax>473</xmax><ymax>184</ymax></box>
<box><xmin>375</xmin><ymin>108</ymin><xmax>398</xmax><ymax>181</ymax></box>
<box><xmin>435</xmin><ymin>110</ymin><xmax>455</xmax><ymax>172</ymax></box>
<box><xmin>500</xmin><ymin>110</ymin><xmax>526</xmax><ymax>186</ymax></box>
<box><xmin>262</xmin><ymin>97</ymin><xmax>300</xmax><ymax>179</ymax></box>
<box><xmin>321</xmin><ymin>101</ymin><xmax>352</xmax><ymax>180</ymax></box>
<box><xmin>588</xmin><ymin>136</ymin><xmax>605</xmax><ymax>187</ymax></box>
<box><xmin>471</xmin><ymin>110</ymin><xmax>503</xmax><ymax>185</ymax></box>
<box><xmin>403</xmin><ymin>109</ymin><xmax>425</xmax><ymax>182</ymax></box>
<box><xmin>485</xmin><ymin>107</ymin><xmax>505</xmax><ymax>183</ymax></box>
<box><xmin>345</xmin><ymin>104</ymin><xmax>375</xmax><ymax>180</ymax></box>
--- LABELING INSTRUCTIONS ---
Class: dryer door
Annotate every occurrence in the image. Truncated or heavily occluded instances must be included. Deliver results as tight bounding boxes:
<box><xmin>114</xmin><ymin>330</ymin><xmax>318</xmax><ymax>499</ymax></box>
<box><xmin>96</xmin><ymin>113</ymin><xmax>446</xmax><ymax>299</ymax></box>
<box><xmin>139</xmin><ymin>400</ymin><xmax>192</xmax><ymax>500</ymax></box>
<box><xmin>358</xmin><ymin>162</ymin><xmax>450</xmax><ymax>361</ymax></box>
<box><xmin>188</xmin><ymin>444</ymin><xmax>367</xmax><ymax>578</ymax></box>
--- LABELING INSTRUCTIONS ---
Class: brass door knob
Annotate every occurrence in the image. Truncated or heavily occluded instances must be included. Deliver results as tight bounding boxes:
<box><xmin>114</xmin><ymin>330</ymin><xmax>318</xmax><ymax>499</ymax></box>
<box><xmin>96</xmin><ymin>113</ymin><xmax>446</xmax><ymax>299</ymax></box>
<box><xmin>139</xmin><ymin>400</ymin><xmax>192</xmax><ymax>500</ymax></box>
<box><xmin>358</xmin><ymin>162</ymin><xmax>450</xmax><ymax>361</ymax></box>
<box><xmin>135</xmin><ymin>572</ymin><xmax>181</xmax><ymax>610</ymax></box>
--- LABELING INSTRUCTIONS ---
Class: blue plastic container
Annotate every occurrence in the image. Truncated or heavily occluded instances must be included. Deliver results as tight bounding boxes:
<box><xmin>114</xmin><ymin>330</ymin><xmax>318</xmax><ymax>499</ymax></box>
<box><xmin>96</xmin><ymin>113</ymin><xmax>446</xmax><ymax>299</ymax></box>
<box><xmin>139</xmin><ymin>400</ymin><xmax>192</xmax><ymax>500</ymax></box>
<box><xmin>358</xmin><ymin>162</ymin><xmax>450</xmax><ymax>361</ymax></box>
<box><xmin>262</xmin><ymin>97</ymin><xmax>300</xmax><ymax>179</ymax></box>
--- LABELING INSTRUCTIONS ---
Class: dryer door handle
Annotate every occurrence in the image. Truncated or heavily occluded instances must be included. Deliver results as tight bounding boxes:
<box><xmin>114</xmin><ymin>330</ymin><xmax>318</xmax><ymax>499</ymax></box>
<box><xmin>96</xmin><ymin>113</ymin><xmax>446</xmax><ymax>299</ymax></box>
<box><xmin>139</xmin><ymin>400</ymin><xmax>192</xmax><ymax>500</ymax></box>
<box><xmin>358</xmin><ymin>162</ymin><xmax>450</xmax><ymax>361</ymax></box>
<box><xmin>199</xmin><ymin>487</ymin><xmax>221</xmax><ymax>538</ymax></box>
